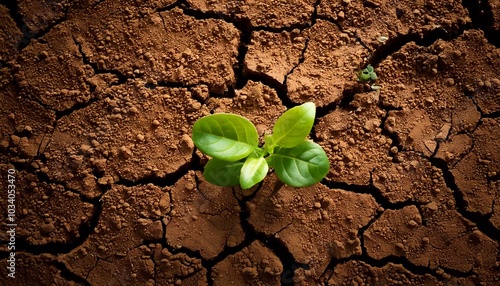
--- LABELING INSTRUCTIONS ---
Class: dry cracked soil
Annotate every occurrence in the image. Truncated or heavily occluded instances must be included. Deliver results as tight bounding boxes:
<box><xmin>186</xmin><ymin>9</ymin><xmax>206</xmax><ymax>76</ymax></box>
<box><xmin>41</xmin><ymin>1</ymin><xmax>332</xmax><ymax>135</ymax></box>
<box><xmin>0</xmin><ymin>0</ymin><xmax>500</xmax><ymax>285</ymax></box>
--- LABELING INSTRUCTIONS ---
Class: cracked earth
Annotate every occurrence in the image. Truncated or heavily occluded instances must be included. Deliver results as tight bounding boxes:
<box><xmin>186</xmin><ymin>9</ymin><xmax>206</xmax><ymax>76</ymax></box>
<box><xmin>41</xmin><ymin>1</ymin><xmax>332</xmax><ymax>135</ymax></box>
<box><xmin>0</xmin><ymin>0</ymin><xmax>500</xmax><ymax>285</ymax></box>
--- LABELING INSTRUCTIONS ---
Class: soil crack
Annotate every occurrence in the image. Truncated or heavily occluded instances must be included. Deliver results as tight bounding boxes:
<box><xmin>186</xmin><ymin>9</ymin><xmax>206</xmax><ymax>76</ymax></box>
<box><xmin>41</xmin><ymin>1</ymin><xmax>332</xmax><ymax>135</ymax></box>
<box><xmin>173</xmin><ymin>0</ymin><xmax>319</xmax><ymax>32</ymax></box>
<box><xmin>428</xmin><ymin>156</ymin><xmax>500</xmax><ymax>243</ymax></box>
<box><xmin>72</xmin><ymin>35</ymin><xmax>127</xmax><ymax>86</ymax></box>
<box><xmin>35</xmin><ymin>35</ymin><xmax>130</xmax><ymax>121</ymax></box>
<box><xmin>114</xmin><ymin>152</ymin><xmax>198</xmax><ymax>189</ymax></box>
<box><xmin>0</xmin><ymin>0</ymin><xmax>70</xmax><ymax>50</ymax></box>
<box><xmin>322</xmin><ymin>201</ymin><xmax>475</xmax><ymax>282</ymax></box>
<box><xmin>142</xmin><ymin>235</ymin><xmax>209</xmax><ymax>283</ymax></box>
<box><xmin>280</xmin><ymin>34</ymin><xmax>310</xmax><ymax>109</ymax></box>
<box><xmin>151</xmin><ymin>246</ymin><xmax>158</xmax><ymax>286</ymax></box>
<box><xmin>6</xmin><ymin>66</ymin><xmax>59</xmax><ymax>116</ymax></box>
<box><xmin>469</xmin><ymin>95</ymin><xmax>500</xmax><ymax>120</ymax></box>
<box><xmin>155</xmin><ymin>0</ymin><xmax>182</xmax><ymax>12</ymax></box>
<box><xmin>482</xmin><ymin>110</ymin><xmax>500</xmax><ymax>118</ymax></box>
<box><xmin>369</xmin><ymin>25</ymin><xmax>470</xmax><ymax>68</ymax></box>
<box><xmin>0</xmin><ymin>0</ymin><xmax>27</xmax><ymax>49</ymax></box>
<box><xmin>316</xmin><ymin>13</ymin><xmax>471</xmax><ymax>71</ymax></box>
<box><xmin>324</xmin><ymin>254</ymin><xmax>475</xmax><ymax>284</ymax></box>
<box><xmin>169</xmin><ymin>0</ymin><xmax>321</xmax><ymax>109</ymax></box>
<box><xmin>231</xmin><ymin>187</ymin><xmax>307</xmax><ymax>286</ymax></box>
<box><xmin>1</xmin><ymin>199</ymin><xmax>102</xmax><ymax>256</ymax></box>
<box><xmin>321</xmin><ymin>174</ymin><xmax>424</xmax><ymax>211</ymax></box>
<box><xmin>463</xmin><ymin>0</ymin><xmax>500</xmax><ymax>47</ymax></box>
<box><xmin>53</xmin><ymin>259</ymin><xmax>91</xmax><ymax>286</ymax></box>
<box><xmin>0</xmin><ymin>162</ymin><xmax>103</xmax><ymax>260</ymax></box>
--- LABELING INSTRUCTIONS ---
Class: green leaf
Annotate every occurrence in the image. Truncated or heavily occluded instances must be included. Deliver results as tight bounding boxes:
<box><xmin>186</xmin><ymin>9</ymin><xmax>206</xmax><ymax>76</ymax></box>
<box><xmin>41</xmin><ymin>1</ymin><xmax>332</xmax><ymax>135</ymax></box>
<box><xmin>240</xmin><ymin>156</ymin><xmax>268</xmax><ymax>189</ymax></box>
<box><xmin>264</xmin><ymin>134</ymin><xmax>275</xmax><ymax>154</ymax></box>
<box><xmin>192</xmin><ymin>114</ymin><xmax>259</xmax><ymax>161</ymax></box>
<box><xmin>203</xmin><ymin>158</ymin><xmax>243</xmax><ymax>187</ymax></box>
<box><xmin>270</xmin><ymin>140</ymin><xmax>330</xmax><ymax>187</ymax></box>
<box><xmin>271</xmin><ymin>102</ymin><xmax>315</xmax><ymax>148</ymax></box>
<box><xmin>358</xmin><ymin>71</ymin><xmax>371</xmax><ymax>82</ymax></box>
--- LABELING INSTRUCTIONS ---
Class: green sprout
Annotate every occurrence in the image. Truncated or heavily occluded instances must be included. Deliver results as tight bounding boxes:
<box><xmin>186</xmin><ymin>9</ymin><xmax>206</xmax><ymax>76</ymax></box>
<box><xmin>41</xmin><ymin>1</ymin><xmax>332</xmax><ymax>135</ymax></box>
<box><xmin>358</xmin><ymin>64</ymin><xmax>381</xmax><ymax>90</ymax></box>
<box><xmin>358</xmin><ymin>64</ymin><xmax>378</xmax><ymax>82</ymax></box>
<box><xmin>192</xmin><ymin>102</ymin><xmax>330</xmax><ymax>189</ymax></box>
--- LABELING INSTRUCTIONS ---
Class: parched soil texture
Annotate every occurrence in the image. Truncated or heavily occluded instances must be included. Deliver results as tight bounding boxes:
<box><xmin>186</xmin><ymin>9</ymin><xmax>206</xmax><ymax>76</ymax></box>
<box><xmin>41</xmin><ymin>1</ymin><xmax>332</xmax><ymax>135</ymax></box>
<box><xmin>1</xmin><ymin>0</ymin><xmax>500</xmax><ymax>285</ymax></box>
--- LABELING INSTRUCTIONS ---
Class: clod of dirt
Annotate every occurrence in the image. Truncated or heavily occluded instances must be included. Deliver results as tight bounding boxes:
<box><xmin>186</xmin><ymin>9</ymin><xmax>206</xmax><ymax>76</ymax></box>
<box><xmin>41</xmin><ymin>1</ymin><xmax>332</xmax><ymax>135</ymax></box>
<box><xmin>0</xmin><ymin>75</ymin><xmax>55</xmax><ymax>163</ymax></box>
<box><xmin>0</xmin><ymin>6</ymin><xmax>23</xmax><ymax>62</ymax></box>
<box><xmin>208</xmin><ymin>80</ymin><xmax>286</xmax><ymax>137</ymax></box>
<box><xmin>384</xmin><ymin>101</ymin><xmax>478</xmax><ymax>157</ymax></box>
<box><xmin>380</xmin><ymin>30</ymin><xmax>499</xmax><ymax>112</ymax></box>
<box><xmin>60</xmin><ymin>183</ymin><xmax>169</xmax><ymax>283</ymax></box>
<box><xmin>315</xmin><ymin>92</ymin><xmax>390</xmax><ymax>185</ymax></box>
<box><xmin>44</xmin><ymin>83</ymin><xmax>208</xmax><ymax>198</ymax></box>
<box><xmin>318</xmin><ymin>0</ymin><xmax>470</xmax><ymax>49</ymax></box>
<box><xmin>436</xmin><ymin>31</ymin><xmax>500</xmax><ymax>115</ymax></box>
<box><xmin>491</xmin><ymin>1</ymin><xmax>500</xmax><ymax>31</ymax></box>
<box><xmin>86</xmin><ymin>246</ymin><xmax>157</xmax><ymax>286</ymax></box>
<box><xmin>287</xmin><ymin>20</ymin><xmax>369</xmax><ymax>107</ymax></box>
<box><xmin>434</xmin><ymin>133</ymin><xmax>473</xmax><ymax>166</ymax></box>
<box><xmin>211</xmin><ymin>240</ymin><xmax>283</xmax><ymax>286</ymax></box>
<box><xmin>108</xmin><ymin>0</ymin><xmax>178</xmax><ymax>11</ymax></box>
<box><xmin>186</xmin><ymin>0</ymin><xmax>316</xmax><ymax>28</ymax></box>
<box><xmin>248</xmin><ymin>175</ymin><xmax>378</xmax><ymax>281</ymax></box>
<box><xmin>17</xmin><ymin>0</ymin><xmax>69</xmax><ymax>35</ymax></box>
<box><xmin>491</xmin><ymin>189</ymin><xmax>500</xmax><ymax>231</ymax></box>
<box><xmin>372</xmin><ymin>152</ymin><xmax>453</xmax><ymax>204</ymax></box>
<box><xmin>72</xmin><ymin>6</ymin><xmax>240</xmax><ymax>93</ymax></box>
<box><xmin>379</xmin><ymin>31</ymin><xmax>500</xmax><ymax>156</ymax></box>
<box><xmin>81</xmin><ymin>242</ymin><xmax>207</xmax><ymax>286</ymax></box>
<box><xmin>328</xmin><ymin>260</ymin><xmax>456</xmax><ymax>286</ymax></box>
<box><xmin>152</xmin><ymin>243</ymin><xmax>207</xmax><ymax>285</ymax></box>
<box><xmin>364</xmin><ymin>205</ymin><xmax>499</xmax><ymax>284</ymax></box>
<box><xmin>0</xmin><ymin>253</ymin><xmax>73</xmax><ymax>285</ymax></box>
<box><xmin>451</xmin><ymin>118</ymin><xmax>500</xmax><ymax>218</ymax></box>
<box><xmin>0</xmin><ymin>167</ymin><xmax>94</xmax><ymax>246</ymax></box>
<box><xmin>166</xmin><ymin>171</ymin><xmax>244</xmax><ymax>259</ymax></box>
<box><xmin>14</xmin><ymin>22</ymin><xmax>94</xmax><ymax>111</ymax></box>
<box><xmin>245</xmin><ymin>29</ymin><xmax>307</xmax><ymax>84</ymax></box>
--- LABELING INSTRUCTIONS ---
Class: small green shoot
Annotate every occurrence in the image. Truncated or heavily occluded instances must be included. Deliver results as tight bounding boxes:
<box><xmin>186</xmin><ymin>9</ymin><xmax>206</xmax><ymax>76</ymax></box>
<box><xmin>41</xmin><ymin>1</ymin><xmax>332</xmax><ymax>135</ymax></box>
<box><xmin>192</xmin><ymin>102</ymin><xmax>330</xmax><ymax>189</ymax></box>
<box><xmin>358</xmin><ymin>64</ymin><xmax>378</xmax><ymax>82</ymax></box>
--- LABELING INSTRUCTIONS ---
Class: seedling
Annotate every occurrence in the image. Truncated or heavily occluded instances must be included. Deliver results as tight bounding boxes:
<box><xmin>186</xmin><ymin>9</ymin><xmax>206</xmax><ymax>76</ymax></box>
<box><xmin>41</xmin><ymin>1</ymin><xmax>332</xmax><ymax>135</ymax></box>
<box><xmin>358</xmin><ymin>64</ymin><xmax>378</xmax><ymax>82</ymax></box>
<box><xmin>358</xmin><ymin>64</ymin><xmax>381</xmax><ymax>90</ymax></box>
<box><xmin>192</xmin><ymin>102</ymin><xmax>330</xmax><ymax>189</ymax></box>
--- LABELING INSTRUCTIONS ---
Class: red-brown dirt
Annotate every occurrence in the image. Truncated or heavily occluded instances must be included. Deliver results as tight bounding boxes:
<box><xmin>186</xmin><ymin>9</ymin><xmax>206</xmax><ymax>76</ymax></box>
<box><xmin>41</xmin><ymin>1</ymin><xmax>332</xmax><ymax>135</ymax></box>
<box><xmin>1</xmin><ymin>0</ymin><xmax>499</xmax><ymax>285</ymax></box>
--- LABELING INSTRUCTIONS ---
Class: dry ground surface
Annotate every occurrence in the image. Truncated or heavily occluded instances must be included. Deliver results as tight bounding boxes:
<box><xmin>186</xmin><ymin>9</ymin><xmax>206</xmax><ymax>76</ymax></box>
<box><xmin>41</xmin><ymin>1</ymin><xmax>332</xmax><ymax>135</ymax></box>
<box><xmin>1</xmin><ymin>0</ymin><xmax>500</xmax><ymax>285</ymax></box>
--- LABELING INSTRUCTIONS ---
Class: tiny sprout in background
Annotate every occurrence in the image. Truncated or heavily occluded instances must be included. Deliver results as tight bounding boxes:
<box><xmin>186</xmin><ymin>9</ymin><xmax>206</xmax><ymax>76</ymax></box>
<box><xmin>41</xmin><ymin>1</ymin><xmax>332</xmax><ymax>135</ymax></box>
<box><xmin>358</xmin><ymin>65</ymin><xmax>377</xmax><ymax>82</ymax></box>
<box><xmin>358</xmin><ymin>64</ymin><xmax>381</xmax><ymax>90</ymax></box>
